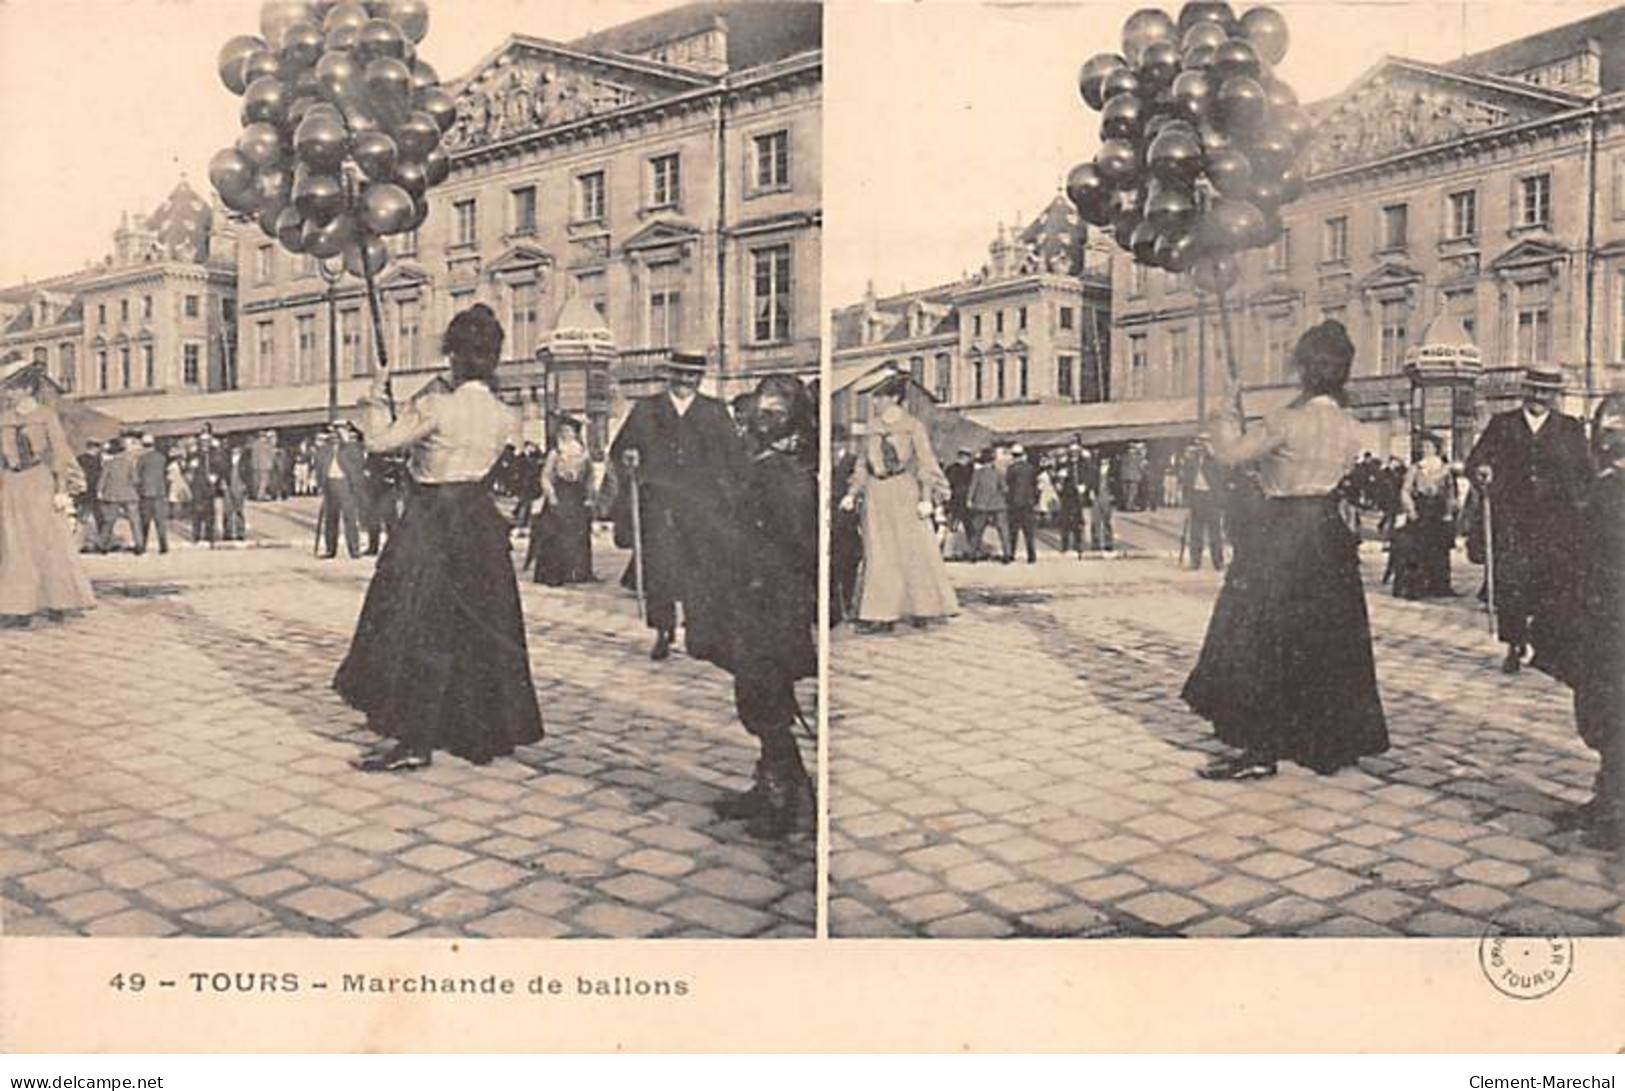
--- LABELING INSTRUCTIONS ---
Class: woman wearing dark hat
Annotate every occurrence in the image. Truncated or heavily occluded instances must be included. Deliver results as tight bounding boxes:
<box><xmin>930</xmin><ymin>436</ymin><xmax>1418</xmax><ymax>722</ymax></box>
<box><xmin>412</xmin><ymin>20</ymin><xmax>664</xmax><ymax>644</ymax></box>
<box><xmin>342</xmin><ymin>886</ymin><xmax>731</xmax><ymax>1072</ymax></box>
<box><xmin>1182</xmin><ymin>319</ymin><xmax>1389</xmax><ymax>780</ymax></box>
<box><xmin>335</xmin><ymin>304</ymin><xmax>543</xmax><ymax>772</ymax></box>
<box><xmin>532</xmin><ymin>416</ymin><xmax>596</xmax><ymax>586</ymax></box>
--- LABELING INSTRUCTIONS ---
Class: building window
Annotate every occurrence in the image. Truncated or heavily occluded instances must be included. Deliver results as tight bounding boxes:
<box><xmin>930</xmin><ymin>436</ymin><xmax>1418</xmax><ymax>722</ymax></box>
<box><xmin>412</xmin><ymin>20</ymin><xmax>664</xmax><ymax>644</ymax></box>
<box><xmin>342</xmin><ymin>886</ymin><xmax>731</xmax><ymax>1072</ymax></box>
<box><xmin>183</xmin><ymin>343</ymin><xmax>200</xmax><ymax>386</ymax></box>
<box><xmin>647</xmin><ymin>261</ymin><xmax>683</xmax><ymax>349</ymax></box>
<box><xmin>511</xmin><ymin>185</ymin><xmax>537</xmax><ymax>236</ymax></box>
<box><xmin>1131</xmin><ymin>263</ymin><xmax>1148</xmax><ymax>295</ymax></box>
<box><xmin>1057</xmin><ymin>353</ymin><xmax>1075</xmax><ymax>399</ymax></box>
<box><xmin>97</xmin><ymin>350</ymin><xmax>109</xmax><ymax>391</ymax></box>
<box><xmin>1268</xmin><ymin>228</ymin><xmax>1292</xmax><ymax>272</ymax></box>
<box><xmin>142</xmin><ymin>343</ymin><xmax>155</xmax><ymax>387</ymax></box>
<box><xmin>750</xmin><ymin>243</ymin><xmax>792</xmax><ymax>344</ymax></box>
<box><xmin>995</xmin><ymin>310</ymin><xmax>1004</xmax><ymax>335</ymax></box>
<box><xmin>397</xmin><ymin>297</ymin><xmax>421</xmax><ymax>368</ymax></box>
<box><xmin>1448</xmin><ymin>190</ymin><xmax>1478</xmax><ymax>240</ymax></box>
<box><xmin>573</xmin><ymin>271</ymin><xmax>606</xmax><ymax>322</ymax></box>
<box><xmin>97</xmin><ymin>303</ymin><xmax>106</xmax><ymax>325</ymax></box>
<box><xmin>1168</xmin><ymin>327</ymin><xmax>1190</xmax><ymax>396</ymax></box>
<box><xmin>1018</xmin><ymin>306</ymin><xmax>1028</xmax><ymax>331</ymax></box>
<box><xmin>142</xmin><ymin>295</ymin><xmax>153</xmax><ymax>321</ymax></box>
<box><xmin>256</xmin><ymin>245</ymin><xmax>274</xmax><ymax>284</ymax></box>
<box><xmin>341</xmin><ymin>308</ymin><xmax>364</xmax><ymax>375</ymax></box>
<box><xmin>59</xmin><ymin>343</ymin><xmax>75</xmax><ymax>391</ymax></box>
<box><xmin>120</xmin><ymin>298</ymin><xmax>130</xmax><ymax>323</ymax></box>
<box><xmin>255</xmin><ymin>320</ymin><xmax>274</xmax><ymax>385</ymax></box>
<box><xmin>1265</xmin><ymin>314</ymin><xmax>1292</xmax><ymax>384</ymax></box>
<box><xmin>753</xmin><ymin>130</ymin><xmax>790</xmax><ymax>191</ymax></box>
<box><xmin>972</xmin><ymin>314</ymin><xmax>983</xmax><ymax>337</ymax></box>
<box><xmin>184</xmin><ymin>294</ymin><xmax>200</xmax><ymax>318</ymax></box>
<box><xmin>1059</xmin><ymin>306</ymin><xmax>1075</xmax><ymax>330</ymax></box>
<box><xmin>453</xmin><ymin>198</ymin><xmax>477</xmax><ymax>247</ymax></box>
<box><xmin>505</xmin><ymin>281</ymin><xmax>538</xmax><ymax>360</ymax></box>
<box><xmin>1444</xmin><ymin>287</ymin><xmax>1477</xmax><ymax>344</ymax></box>
<box><xmin>1379</xmin><ymin>204</ymin><xmax>1408</xmax><ymax>252</ymax></box>
<box><xmin>31</xmin><ymin>346</ymin><xmax>46</xmax><ymax>367</ymax></box>
<box><xmin>908</xmin><ymin>356</ymin><xmax>925</xmax><ymax>385</ymax></box>
<box><xmin>119</xmin><ymin>346</ymin><xmax>132</xmax><ymax>389</ymax></box>
<box><xmin>973</xmin><ymin>358</ymin><xmax>985</xmax><ymax>401</ymax></box>
<box><xmin>650</xmin><ymin>154</ymin><xmax>680</xmax><ymax>208</ymax></box>
<box><xmin>296</xmin><ymin>313</ymin><xmax>316</xmax><ymax>382</ymax></box>
<box><xmin>397</xmin><ymin>228</ymin><xmax>419</xmax><ymax>256</ymax></box>
<box><xmin>1017</xmin><ymin>355</ymin><xmax>1029</xmax><ymax>398</ymax></box>
<box><xmin>1519</xmin><ymin>174</ymin><xmax>1552</xmax><ymax>228</ymax></box>
<box><xmin>935</xmin><ymin>354</ymin><xmax>952</xmax><ymax>402</ymax></box>
<box><xmin>1322</xmin><ymin>216</ymin><xmax>1349</xmax><ymax>262</ymax></box>
<box><xmin>1516</xmin><ymin>280</ymin><xmax>1552</xmax><ymax>364</ymax></box>
<box><xmin>1128</xmin><ymin>333</ymin><xmax>1148</xmax><ymax>398</ymax></box>
<box><xmin>300</xmin><ymin>253</ymin><xmax>318</xmax><ymax>276</ymax></box>
<box><xmin>575</xmin><ymin>171</ymin><xmax>606</xmax><ymax>223</ymax></box>
<box><xmin>1379</xmin><ymin>299</ymin><xmax>1409</xmax><ymax>373</ymax></box>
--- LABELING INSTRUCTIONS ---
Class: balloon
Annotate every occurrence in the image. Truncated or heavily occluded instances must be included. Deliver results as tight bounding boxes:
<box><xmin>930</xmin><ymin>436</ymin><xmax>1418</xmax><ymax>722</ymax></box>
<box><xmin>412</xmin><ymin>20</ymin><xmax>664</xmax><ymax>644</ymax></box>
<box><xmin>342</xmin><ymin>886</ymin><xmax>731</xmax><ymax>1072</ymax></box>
<box><xmin>1211</xmin><ymin>37</ymin><xmax>1261</xmax><ymax>81</ymax></box>
<box><xmin>240</xmin><ymin>48</ymin><xmax>283</xmax><ymax>87</ymax></box>
<box><xmin>1273</xmin><ymin>104</ymin><xmax>1313</xmax><ymax>150</ymax></box>
<box><xmin>1137</xmin><ymin>40</ymin><xmax>1182</xmax><ymax>89</ymax></box>
<box><xmin>1197</xmin><ymin>197</ymin><xmax>1267</xmax><ymax>252</ymax></box>
<box><xmin>275</xmin><ymin>205</ymin><xmax>307</xmax><ymax>252</ymax></box>
<box><xmin>1095</xmin><ymin>139</ymin><xmax>1143</xmax><ymax>188</ymax></box>
<box><xmin>304</xmin><ymin>101</ymin><xmax>344</xmax><ymax>124</ymax></box>
<box><xmin>312</xmin><ymin>0</ymin><xmax>340</xmax><ymax>18</ymax></box>
<box><xmin>219</xmin><ymin>35</ymin><xmax>269</xmax><ymax>95</ymax></box>
<box><xmin>325</xmin><ymin>24</ymin><xmax>360</xmax><ymax>52</ymax></box>
<box><xmin>1145</xmin><ymin>181</ymin><xmax>1197</xmax><ymax>228</ymax></box>
<box><xmin>393</xmin><ymin>159</ymin><xmax>428</xmax><ymax>200</ymax></box>
<box><xmin>418</xmin><ymin>87</ymin><xmax>457</xmax><ymax>133</ymax></box>
<box><xmin>423</xmin><ymin>147</ymin><xmax>450</xmax><ymax>187</ymax></box>
<box><xmin>242</xmin><ymin>75</ymin><xmax>289</xmax><ymax>126</ymax></box>
<box><xmin>1255</xmin><ymin>205</ymin><xmax>1285</xmax><ymax>248</ymax></box>
<box><xmin>1122</xmin><ymin>7</ymin><xmax>1177</xmax><ymax>67</ymax></box>
<box><xmin>1182</xmin><ymin>44</ymin><xmax>1217</xmax><ymax>71</ymax></box>
<box><xmin>408</xmin><ymin>58</ymin><xmax>439</xmax><ymax>97</ymax></box>
<box><xmin>1100</xmin><ymin>93</ymin><xmax>1146</xmax><ymax>141</ymax></box>
<box><xmin>1262</xmin><ymin>76</ymin><xmax>1298</xmax><ymax>110</ymax></box>
<box><xmin>253</xmin><ymin>166</ymin><xmax>294</xmax><ymax>212</ymax></box>
<box><xmin>1155</xmin><ymin>230</ymin><xmax>1199</xmax><ymax>272</ymax></box>
<box><xmin>1205</xmin><ymin>146</ymin><xmax>1254</xmax><ymax>197</ymax></box>
<box><xmin>260</xmin><ymin>1</ymin><xmax>314</xmax><ymax>49</ymax></box>
<box><xmin>1246</xmin><ymin>126</ymin><xmax>1295</xmax><ymax>177</ymax></box>
<box><xmin>1101</xmin><ymin>67</ymin><xmax>1141</xmax><ymax>102</ymax></box>
<box><xmin>285</xmin><ymin>94</ymin><xmax>322</xmax><ymax>135</ymax></box>
<box><xmin>294</xmin><ymin>110</ymin><xmax>349</xmax><ymax>169</ymax></box>
<box><xmin>315</xmin><ymin>51</ymin><xmax>361</xmax><ymax>103</ymax></box>
<box><xmin>1199</xmin><ymin>120</ymin><xmax>1233</xmax><ymax>154</ymax></box>
<box><xmin>303</xmin><ymin>212</ymin><xmax>357</xmax><ymax>259</ymax></box>
<box><xmin>1181</xmin><ymin>20</ymin><xmax>1229</xmax><ymax>55</ymax></box>
<box><xmin>236</xmin><ymin>122</ymin><xmax>285</xmax><ymax>169</ymax></box>
<box><xmin>1078</xmin><ymin>54</ymin><xmax>1119</xmax><ymax>112</ymax></box>
<box><xmin>386</xmin><ymin>0</ymin><xmax>429</xmax><ymax>43</ymax></box>
<box><xmin>1112</xmin><ymin>208</ymin><xmax>1141</xmax><ymax>251</ymax></box>
<box><xmin>1178</xmin><ymin>1</ymin><xmax>1237</xmax><ymax>35</ymax></box>
<box><xmin>257</xmin><ymin>202</ymin><xmax>286</xmax><ymax>238</ymax></box>
<box><xmin>405</xmin><ymin>193</ymin><xmax>431</xmax><ymax>231</ymax></box>
<box><xmin>358</xmin><ymin>182</ymin><xmax>416</xmax><ymax>234</ymax></box>
<box><xmin>363</xmin><ymin>57</ymin><xmax>413</xmax><ymax>124</ymax></box>
<box><xmin>1250</xmin><ymin>176</ymin><xmax>1285</xmax><ymax>214</ymax></box>
<box><xmin>323</xmin><ymin>1</ymin><xmax>368</xmax><ymax>33</ymax></box>
<box><xmin>393</xmin><ymin>111</ymin><xmax>440</xmax><ymax>159</ymax></box>
<box><xmin>1216</xmin><ymin>75</ymin><xmax>1267</xmax><ymax>135</ymax></box>
<box><xmin>342</xmin><ymin>97</ymin><xmax>385</xmax><ymax>134</ymax></box>
<box><xmin>343</xmin><ymin>234</ymin><xmax>390</xmax><ymax>277</ymax></box>
<box><xmin>352</xmin><ymin>131</ymin><xmax>400</xmax><ymax>180</ymax></box>
<box><xmin>364</xmin><ymin>0</ymin><xmax>390</xmax><ymax>13</ymax></box>
<box><xmin>355</xmin><ymin>18</ymin><xmax>407</xmax><ymax>63</ymax></box>
<box><xmin>281</xmin><ymin>20</ymin><xmax>325</xmax><ymax>70</ymax></box>
<box><xmin>1194</xmin><ymin>253</ymin><xmax>1240</xmax><ymax>293</ymax></box>
<box><xmin>1129</xmin><ymin>220</ymin><xmax>1161</xmax><ymax>264</ymax></box>
<box><xmin>1168</xmin><ymin>69</ymin><xmax>1215</xmax><ymax>124</ymax></box>
<box><xmin>289</xmin><ymin>64</ymin><xmax>322</xmax><ymax>101</ymax></box>
<box><xmin>209</xmin><ymin>147</ymin><xmax>257</xmax><ymax>202</ymax></box>
<box><xmin>1240</xmin><ymin>5</ymin><xmax>1290</xmax><ymax>65</ymax></box>
<box><xmin>1278</xmin><ymin>163</ymin><xmax>1305</xmax><ymax>204</ymax></box>
<box><xmin>1065</xmin><ymin>162</ymin><xmax>1115</xmax><ymax>227</ymax></box>
<box><xmin>1147</xmin><ymin>125</ymin><xmax>1203</xmax><ymax>182</ymax></box>
<box><xmin>294</xmin><ymin>170</ymin><xmax>346</xmax><ymax>224</ymax></box>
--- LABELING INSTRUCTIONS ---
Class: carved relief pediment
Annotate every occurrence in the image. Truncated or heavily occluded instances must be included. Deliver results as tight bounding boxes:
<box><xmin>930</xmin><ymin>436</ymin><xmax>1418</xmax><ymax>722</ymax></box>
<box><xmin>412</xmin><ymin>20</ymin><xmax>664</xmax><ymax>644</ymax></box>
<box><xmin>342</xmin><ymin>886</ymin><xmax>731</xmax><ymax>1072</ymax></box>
<box><xmin>1305</xmin><ymin>61</ymin><xmax>1566</xmax><ymax>176</ymax></box>
<box><xmin>446</xmin><ymin>40</ymin><xmax>703</xmax><ymax>152</ymax></box>
<box><xmin>486</xmin><ymin>244</ymin><xmax>553</xmax><ymax>277</ymax></box>
<box><xmin>1358</xmin><ymin>260</ymin><xmax>1425</xmax><ymax>290</ymax></box>
<box><xmin>378</xmin><ymin>262</ymin><xmax>430</xmax><ymax>288</ymax></box>
<box><xmin>622</xmin><ymin>220</ymin><xmax>702</xmax><ymax>256</ymax></box>
<box><xmin>1488</xmin><ymin>237</ymin><xmax>1569</xmax><ymax>273</ymax></box>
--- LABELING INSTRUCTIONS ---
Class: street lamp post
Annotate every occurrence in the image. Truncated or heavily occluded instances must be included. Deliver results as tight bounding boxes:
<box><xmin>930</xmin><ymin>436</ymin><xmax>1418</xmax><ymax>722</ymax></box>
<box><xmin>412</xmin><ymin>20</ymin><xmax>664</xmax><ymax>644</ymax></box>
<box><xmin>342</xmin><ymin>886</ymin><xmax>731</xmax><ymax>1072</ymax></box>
<box><xmin>316</xmin><ymin>257</ymin><xmax>343</xmax><ymax>424</ymax></box>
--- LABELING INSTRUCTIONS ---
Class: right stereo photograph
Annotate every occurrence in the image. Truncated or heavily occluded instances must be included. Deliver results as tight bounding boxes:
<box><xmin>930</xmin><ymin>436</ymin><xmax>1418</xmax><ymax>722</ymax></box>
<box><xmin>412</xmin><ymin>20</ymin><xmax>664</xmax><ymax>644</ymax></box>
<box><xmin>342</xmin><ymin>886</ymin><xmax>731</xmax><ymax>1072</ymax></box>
<box><xmin>825</xmin><ymin>0</ymin><xmax>1625</xmax><ymax>942</ymax></box>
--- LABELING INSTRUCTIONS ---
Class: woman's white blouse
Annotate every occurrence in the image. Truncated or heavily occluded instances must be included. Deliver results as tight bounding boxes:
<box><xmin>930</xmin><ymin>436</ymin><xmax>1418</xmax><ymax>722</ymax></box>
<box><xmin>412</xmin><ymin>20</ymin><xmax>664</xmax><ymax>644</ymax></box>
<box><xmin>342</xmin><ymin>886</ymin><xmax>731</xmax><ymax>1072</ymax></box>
<box><xmin>360</xmin><ymin>378</ymin><xmax>518</xmax><ymax>484</ymax></box>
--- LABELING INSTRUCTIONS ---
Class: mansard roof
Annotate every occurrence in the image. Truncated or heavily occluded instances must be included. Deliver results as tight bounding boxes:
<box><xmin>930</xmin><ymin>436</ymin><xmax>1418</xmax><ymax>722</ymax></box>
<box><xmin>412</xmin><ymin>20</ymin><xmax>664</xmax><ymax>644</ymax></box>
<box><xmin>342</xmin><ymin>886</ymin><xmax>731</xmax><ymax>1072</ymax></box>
<box><xmin>1444</xmin><ymin>4</ymin><xmax>1625</xmax><ymax>95</ymax></box>
<box><xmin>570</xmin><ymin>2</ymin><xmax>821</xmax><ymax>73</ymax></box>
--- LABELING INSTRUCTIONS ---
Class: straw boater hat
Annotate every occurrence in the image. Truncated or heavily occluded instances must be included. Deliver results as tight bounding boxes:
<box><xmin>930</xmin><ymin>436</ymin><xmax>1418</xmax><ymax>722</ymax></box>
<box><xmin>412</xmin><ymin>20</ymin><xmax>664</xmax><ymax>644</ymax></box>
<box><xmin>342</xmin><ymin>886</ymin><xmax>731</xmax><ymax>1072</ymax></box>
<box><xmin>663</xmin><ymin>351</ymin><xmax>707</xmax><ymax>377</ymax></box>
<box><xmin>1522</xmin><ymin>367</ymin><xmax>1565</xmax><ymax>391</ymax></box>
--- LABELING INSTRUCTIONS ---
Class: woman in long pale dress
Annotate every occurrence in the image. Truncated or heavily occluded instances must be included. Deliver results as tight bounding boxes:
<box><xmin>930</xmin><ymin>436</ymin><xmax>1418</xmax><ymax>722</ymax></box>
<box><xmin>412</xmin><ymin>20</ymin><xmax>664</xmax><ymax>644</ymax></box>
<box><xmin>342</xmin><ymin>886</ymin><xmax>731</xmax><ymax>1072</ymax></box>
<box><xmin>1182</xmin><ymin>320</ymin><xmax>1388</xmax><ymax>780</ymax></box>
<box><xmin>0</xmin><ymin>384</ymin><xmax>96</xmax><ymax>623</ymax></box>
<box><xmin>839</xmin><ymin>374</ymin><xmax>958</xmax><ymax>630</ymax></box>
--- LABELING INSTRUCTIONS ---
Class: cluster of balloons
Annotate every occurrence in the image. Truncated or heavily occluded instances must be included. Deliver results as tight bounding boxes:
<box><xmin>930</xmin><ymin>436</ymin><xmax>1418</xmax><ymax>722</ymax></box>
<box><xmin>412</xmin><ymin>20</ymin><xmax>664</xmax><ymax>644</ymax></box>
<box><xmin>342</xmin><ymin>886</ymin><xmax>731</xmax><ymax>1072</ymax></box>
<box><xmin>208</xmin><ymin>0</ymin><xmax>455</xmax><ymax>280</ymax></box>
<box><xmin>1066</xmin><ymin>2</ymin><xmax>1310</xmax><ymax>294</ymax></box>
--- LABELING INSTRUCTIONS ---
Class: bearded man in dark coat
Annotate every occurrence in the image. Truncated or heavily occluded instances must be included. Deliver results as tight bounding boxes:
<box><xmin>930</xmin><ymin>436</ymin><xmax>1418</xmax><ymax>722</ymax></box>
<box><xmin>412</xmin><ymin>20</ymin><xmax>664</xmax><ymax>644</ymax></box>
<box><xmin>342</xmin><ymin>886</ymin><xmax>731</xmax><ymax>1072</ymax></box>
<box><xmin>1465</xmin><ymin>368</ymin><xmax>1591</xmax><ymax>674</ymax></box>
<box><xmin>609</xmin><ymin>353</ymin><xmax>745</xmax><ymax>661</ymax></box>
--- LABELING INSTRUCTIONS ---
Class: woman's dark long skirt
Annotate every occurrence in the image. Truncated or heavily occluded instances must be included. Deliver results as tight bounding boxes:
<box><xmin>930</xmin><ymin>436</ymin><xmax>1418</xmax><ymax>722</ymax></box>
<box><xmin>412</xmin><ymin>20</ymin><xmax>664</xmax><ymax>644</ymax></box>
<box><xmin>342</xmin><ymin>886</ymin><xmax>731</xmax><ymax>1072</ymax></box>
<box><xmin>335</xmin><ymin>481</ymin><xmax>543</xmax><ymax>763</ymax></box>
<box><xmin>532</xmin><ymin>478</ymin><xmax>594</xmax><ymax>586</ymax></box>
<box><xmin>1394</xmin><ymin>493</ymin><xmax>1453</xmax><ymax>600</ymax></box>
<box><xmin>1182</xmin><ymin>495</ymin><xmax>1389</xmax><ymax>774</ymax></box>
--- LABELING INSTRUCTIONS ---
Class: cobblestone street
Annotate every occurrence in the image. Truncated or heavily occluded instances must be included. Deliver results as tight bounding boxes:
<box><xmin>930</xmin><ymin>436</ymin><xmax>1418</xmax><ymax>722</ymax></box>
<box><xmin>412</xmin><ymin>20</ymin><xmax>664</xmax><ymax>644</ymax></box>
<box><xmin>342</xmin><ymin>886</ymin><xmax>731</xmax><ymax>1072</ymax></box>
<box><xmin>0</xmin><ymin>502</ymin><xmax>815</xmax><ymax>939</ymax></box>
<box><xmin>830</xmin><ymin>514</ymin><xmax>1624</xmax><ymax>938</ymax></box>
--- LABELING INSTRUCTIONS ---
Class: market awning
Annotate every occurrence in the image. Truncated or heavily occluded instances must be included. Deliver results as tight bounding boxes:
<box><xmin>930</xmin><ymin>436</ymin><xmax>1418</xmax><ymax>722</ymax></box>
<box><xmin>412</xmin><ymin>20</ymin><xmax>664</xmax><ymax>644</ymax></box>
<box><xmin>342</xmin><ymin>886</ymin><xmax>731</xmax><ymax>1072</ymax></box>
<box><xmin>962</xmin><ymin>388</ymin><xmax>1300</xmax><ymax>448</ymax></box>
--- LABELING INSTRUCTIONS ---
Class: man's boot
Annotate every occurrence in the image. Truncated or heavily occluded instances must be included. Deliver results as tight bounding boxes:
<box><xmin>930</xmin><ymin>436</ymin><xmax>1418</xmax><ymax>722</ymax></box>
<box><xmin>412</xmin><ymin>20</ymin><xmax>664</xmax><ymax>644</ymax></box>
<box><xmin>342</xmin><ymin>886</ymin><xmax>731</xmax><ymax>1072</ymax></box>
<box><xmin>747</xmin><ymin>741</ymin><xmax>814</xmax><ymax>841</ymax></box>
<box><xmin>714</xmin><ymin>759</ymin><xmax>768</xmax><ymax>820</ymax></box>
<box><xmin>1502</xmin><ymin>643</ymin><xmax>1524</xmax><ymax>674</ymax></box>
<box><xmin>650</xmin><ymin>627</ymin><xmax>673</xmax><ymax>661</ymax></box>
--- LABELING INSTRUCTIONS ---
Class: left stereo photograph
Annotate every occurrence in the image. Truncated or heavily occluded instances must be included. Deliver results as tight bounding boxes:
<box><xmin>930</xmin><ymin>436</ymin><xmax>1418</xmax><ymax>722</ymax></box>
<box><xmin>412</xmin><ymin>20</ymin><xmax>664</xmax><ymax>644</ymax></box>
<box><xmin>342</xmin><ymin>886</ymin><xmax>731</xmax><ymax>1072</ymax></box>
<box><xmin>0</xmin><ymin>0</ymin><xmax>822</xmax><ymax>940</ymax></box>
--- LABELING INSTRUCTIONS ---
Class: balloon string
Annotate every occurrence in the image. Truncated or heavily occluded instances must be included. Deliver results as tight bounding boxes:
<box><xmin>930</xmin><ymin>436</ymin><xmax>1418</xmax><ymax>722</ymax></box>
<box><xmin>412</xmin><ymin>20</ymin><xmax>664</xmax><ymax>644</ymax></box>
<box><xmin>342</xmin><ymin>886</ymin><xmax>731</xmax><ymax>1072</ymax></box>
<box><xmin>1214</xmin><ymin>279</ymin><xmax>1245</xmax><ymax>433</ymax></box>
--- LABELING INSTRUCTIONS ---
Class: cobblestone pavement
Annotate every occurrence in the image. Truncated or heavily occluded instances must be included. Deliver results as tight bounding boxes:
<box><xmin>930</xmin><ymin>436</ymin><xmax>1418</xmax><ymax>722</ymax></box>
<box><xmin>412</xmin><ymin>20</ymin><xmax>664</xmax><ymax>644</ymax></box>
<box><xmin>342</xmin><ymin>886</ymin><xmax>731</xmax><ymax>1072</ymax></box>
<box><xmin>1</xmin><ymin>504</ymin><xmax>815</xmax><ymax>938</ymax></box>
<box><xmin>830</xmin><ymin>522</ymin><xmax>1624</xmax><ymax>938</ymax></box>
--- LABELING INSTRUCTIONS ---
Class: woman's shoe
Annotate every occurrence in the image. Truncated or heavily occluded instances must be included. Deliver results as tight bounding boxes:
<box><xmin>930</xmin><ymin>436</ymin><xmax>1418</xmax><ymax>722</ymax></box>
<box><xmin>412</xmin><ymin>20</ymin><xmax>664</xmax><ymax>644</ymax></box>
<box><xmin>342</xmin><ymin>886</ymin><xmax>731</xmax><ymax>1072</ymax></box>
<box><xmin>1551</xmin><ymin>797</ymin><xmax>1600</xmax><ymax>834</ymax></box>
<box><xmin>352</xmin><ymin>744</ymin><xmax>431</xmax><ymax>772</ymax></box>
<box><xmin>1197</xmin><ymin>754</ymin><xmax>1278</xmax><ymax>781</ymax></box>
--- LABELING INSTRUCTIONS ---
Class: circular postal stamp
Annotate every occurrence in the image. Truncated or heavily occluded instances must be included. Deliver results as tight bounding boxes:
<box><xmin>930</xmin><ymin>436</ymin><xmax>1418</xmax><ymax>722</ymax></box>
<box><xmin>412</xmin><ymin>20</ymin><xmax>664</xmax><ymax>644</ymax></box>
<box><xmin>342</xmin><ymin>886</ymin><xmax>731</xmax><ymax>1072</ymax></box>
<box><xmin>1478</xmin><ymin>917</ymin><xmax>1574</xmax><ymax>1000</ymax></box>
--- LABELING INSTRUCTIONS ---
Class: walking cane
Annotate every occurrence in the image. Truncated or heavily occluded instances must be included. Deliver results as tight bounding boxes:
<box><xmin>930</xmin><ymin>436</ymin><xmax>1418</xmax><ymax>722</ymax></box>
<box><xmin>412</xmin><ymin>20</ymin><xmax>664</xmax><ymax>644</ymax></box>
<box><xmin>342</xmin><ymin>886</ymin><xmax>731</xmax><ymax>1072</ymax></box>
<box><xmin>1178</xmin><ymin>510</ymin><xmax>1191</xmax><ymax>567</ymax></box>
<box><xmin>628</xmin><ymin>461</ymin><xmax>647</xmax><ymax>622</ymax></box>
<box><xmin>1482</xmin><ymin>488</ymin><xmax>1497</xmax><ymax>638</ymax></box>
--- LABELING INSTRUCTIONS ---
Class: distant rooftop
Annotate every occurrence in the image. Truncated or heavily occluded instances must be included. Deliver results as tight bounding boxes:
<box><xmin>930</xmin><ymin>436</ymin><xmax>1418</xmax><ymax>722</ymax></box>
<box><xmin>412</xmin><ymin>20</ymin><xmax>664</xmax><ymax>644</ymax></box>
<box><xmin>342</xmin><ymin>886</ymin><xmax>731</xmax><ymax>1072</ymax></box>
<box><xmin>1445</xmin><ymin>3</ymin><xmax>1625</xmax><ymax>96</ymax></box>
<box><xmin>571</xmin><ymin>0</ymin><xmax>821</xmax><ymax>72</ymax></box>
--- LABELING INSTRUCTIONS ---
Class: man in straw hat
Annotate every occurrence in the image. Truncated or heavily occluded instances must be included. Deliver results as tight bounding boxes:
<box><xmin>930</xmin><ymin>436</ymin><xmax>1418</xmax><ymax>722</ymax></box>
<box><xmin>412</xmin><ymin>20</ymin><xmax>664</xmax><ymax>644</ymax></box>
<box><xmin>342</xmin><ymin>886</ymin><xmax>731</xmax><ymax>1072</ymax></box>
<box><xmin>1465</xmin><ymin>367</ymin><xmax>1590</xmax><ymax>674</ymax></box>
<box><xmin>610</xmin><ymin>351</ymin><xmax>744</xmax><ymax>661</ymax></box>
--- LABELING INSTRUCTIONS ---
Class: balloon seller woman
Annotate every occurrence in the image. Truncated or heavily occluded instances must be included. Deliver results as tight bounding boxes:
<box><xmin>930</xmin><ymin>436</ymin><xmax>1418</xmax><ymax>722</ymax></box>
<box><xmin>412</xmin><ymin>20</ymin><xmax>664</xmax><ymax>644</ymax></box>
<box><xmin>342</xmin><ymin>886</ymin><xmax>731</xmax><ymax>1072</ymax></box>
<box><xmin>335</xmin><ymin>304</ymin><xmax>543</xmax><ymax>772</ymax></box>
<box><xmin>1180</xmin><ymin>319</ymin><xmax>1389</xmax><ymax>781</ymax></box>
